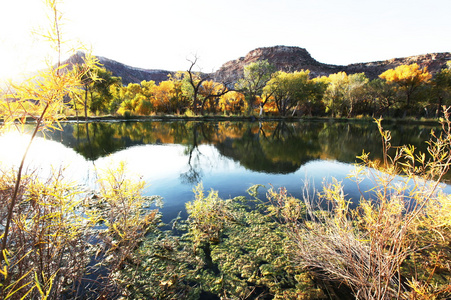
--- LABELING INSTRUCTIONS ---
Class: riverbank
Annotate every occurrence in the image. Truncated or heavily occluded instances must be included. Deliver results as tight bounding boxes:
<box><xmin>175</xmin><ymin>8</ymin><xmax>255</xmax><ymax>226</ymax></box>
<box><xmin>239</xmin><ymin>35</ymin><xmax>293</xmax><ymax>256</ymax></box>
<box><xmin>56</xmin><ymin>114</ymin><xmax>442</xmax><ymax>126</ymax></box>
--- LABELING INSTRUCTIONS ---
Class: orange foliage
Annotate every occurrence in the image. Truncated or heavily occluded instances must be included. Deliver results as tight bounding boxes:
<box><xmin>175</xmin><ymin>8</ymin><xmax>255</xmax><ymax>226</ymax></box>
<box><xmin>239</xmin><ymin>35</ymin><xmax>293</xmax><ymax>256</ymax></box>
<box><xmin>263</xmin><ymin>99</ymin><xmax>278</xmax><ymax>114</ymax></box>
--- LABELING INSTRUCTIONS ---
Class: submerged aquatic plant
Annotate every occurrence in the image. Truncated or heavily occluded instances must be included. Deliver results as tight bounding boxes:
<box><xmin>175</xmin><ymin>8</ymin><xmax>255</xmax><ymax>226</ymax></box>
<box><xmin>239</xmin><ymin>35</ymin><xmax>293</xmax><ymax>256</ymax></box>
<box><xmin>119</xmin><ymin>184</ymin><xmax>325</xmax><ymax>299</ymax></box>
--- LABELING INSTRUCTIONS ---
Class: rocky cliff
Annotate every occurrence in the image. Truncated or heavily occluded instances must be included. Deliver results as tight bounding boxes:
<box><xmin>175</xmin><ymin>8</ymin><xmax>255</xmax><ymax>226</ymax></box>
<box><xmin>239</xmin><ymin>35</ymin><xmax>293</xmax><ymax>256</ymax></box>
<box><xmin>213</xmin><ymin>46</ymin><xmax>342</xmax><ymax>83</ymax></box>
<box><xmin>213</xmin><ymin>46</ymin><xmax>451</xmax><ymax>84</ymax></box>
<box><xmin>344</xmin><ymin>53</ymin><xmax>451</xmax><ymax>79</ymax></box>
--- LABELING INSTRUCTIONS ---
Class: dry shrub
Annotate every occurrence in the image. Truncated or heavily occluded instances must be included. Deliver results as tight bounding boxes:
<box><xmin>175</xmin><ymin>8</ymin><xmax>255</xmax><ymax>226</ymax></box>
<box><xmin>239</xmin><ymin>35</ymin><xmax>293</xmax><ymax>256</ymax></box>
<box><xmin>278</xmin><ymin>110</ymin><xmax>451</xmax><ymax>300</ymax></box>
<box><xmin>0</xmin><ymin>169</ymin><xmax>92</xmax><ymax>299</ymax></box>
<box><xmin>0</xmin><ymin>162</ymin><xmax>161</xmax><ymax>299</ymax></box>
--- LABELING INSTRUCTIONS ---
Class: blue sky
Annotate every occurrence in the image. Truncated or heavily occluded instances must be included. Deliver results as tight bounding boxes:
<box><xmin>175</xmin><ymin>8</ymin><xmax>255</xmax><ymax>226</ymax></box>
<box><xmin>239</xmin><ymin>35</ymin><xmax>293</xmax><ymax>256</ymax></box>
<box><xmin>1</xmin><ymin>0</ymin><xmax>450</xmax><ymax>80</ymax></box>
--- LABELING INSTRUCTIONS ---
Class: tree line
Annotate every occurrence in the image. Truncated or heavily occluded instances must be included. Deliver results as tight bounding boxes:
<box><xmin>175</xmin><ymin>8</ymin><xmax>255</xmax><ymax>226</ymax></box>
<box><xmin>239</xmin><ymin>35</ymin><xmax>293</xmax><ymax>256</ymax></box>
<box><xmin>73</xmin><ymin>56</ymin><xmax>451</xmax><ymax>119</ymax></box>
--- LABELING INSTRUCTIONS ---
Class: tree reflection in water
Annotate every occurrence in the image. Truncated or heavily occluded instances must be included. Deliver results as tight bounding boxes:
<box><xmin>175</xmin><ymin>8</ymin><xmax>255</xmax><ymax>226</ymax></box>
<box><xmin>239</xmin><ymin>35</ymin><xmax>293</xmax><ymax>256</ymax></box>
<box><xmin>50</xmin><ymin>120</ymin><xmax>438</xmax><ymax>174</ymax></box>
<box><xmin>180</xmin><ymin>123</ymin><xmax>203</xmax><ymax>185</ymax></box>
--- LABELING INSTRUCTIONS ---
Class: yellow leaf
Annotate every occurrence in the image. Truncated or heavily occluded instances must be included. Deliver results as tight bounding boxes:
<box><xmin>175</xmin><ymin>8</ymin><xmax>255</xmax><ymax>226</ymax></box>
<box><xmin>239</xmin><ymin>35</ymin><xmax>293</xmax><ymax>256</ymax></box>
<box><xmin>0</xmin><ymin>266</ymin><xmax>7</xmax><ymax>279</ymax></box>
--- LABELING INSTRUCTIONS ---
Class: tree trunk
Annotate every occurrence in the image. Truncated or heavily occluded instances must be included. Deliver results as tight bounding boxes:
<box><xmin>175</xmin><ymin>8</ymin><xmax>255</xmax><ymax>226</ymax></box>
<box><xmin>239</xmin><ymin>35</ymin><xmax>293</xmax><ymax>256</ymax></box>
<box><xmin>437</xmin><ymin>96</ymin><xmax>443</xmax><ymax>117</ymax></box>
<box><xmin>292</xmin><ymin>103</ymin><xmax>299</xmax><ymax>117</ymax></box>
<box><xmin>84</xmin><ymin>86</ymin><xmax>88</xmax><ymax>121</ymax></box>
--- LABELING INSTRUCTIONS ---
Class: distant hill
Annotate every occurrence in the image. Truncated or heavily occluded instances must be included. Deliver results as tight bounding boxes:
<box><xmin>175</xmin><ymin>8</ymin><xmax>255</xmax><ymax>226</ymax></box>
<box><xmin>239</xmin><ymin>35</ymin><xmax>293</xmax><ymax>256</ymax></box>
<box><xmin>64</xmin><ymin>52</ymin><xmax>173</xmax><ymax>85</ymax></box>
<box><xmin>64</xmin><ymin>46</ymin><xmax>451</xmax><ymax>86</ymax></box>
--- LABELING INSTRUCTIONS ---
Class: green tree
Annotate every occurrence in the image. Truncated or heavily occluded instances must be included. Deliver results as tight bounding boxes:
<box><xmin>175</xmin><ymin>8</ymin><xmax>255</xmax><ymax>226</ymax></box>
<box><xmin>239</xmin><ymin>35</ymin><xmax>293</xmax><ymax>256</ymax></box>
<box><xmin>263</xmin><ymin>70</ymin><xmax>318</xmax><ymax>116</ymax></box>
<box><xmin>0</xmin><ymin>2</ymin><xmax>162</xmax><ymax>298</ymax></box>
<box><xmin>235</xmin><ymin>60</ymin><xmax>275</xmax><ymax>115</ymax></box>
<box><xmin>323</xmin><ymin>72</ymin><xmax>369</xmax><ymax>117</ymax></box>
<box><xmin>75</xmin><ymin>61</ymin><xmax>99</xmax><ymax>120</ymax></box>
<box><xmin>431</xmin><ymin>61</ymin><xmax>451</xmax><ymax>116</ymax></box>
<box><xmin>89</xmin><ymin>67</ymin><xmax>122</xmax><ymax>114</ymax></box>
<box><xmin>307</xmin><ymin>77</ymin><xmax>328</xmax><ymax>116</ymax></box>
<box><xmin>346</xmin><ymin>72</ymin><xmax>369</xmax><ymax>117</ymax></box>
<box><xmin>75</xmin><ymin>63</ymin><xmax>122</xmax><ymax>118</ymax></box>
<box><xmin>366</xmin><ymin>78</ymin><xmax>397</xmax><ymax>117</ymax></box>
<box><xmin>322</xmin><ymin>72</ymin><xmax>347</xmax><ymax>117</ymax></box>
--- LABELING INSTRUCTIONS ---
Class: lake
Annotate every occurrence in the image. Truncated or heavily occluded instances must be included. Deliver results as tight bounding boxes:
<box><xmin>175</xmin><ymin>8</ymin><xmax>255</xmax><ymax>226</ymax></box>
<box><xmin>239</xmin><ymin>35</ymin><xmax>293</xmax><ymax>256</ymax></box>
<box><xmin>1</xmin><ymin>119</ymin><xmax>448</xmax><ymax>222</ymax></box>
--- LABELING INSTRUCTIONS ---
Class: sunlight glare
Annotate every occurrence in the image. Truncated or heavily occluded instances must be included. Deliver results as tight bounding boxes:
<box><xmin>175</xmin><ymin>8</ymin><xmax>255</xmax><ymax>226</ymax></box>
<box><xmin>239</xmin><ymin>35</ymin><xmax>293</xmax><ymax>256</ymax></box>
<box><xmin>0</xmin><ymin>1</ymin><xmax>56</xmax><ymax>83</ymax></box>
<box><xmin>0</xmin><ymin>131</ymin><xmax>91</xmax><ymax>183</ymax></box>
<box><xmin>0</xmin><ymin>131</ymin><xmax>28</xmax><ymax>166</ymax></box>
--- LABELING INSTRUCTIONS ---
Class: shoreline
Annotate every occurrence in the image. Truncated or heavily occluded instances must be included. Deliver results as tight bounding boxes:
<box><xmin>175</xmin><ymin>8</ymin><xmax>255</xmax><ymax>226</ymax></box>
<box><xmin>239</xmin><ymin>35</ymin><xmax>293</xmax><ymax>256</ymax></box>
<box><xmin>2</xmin><ymin>114</ymin><xmax>442</xmax><ymax>126</ymax></box>
<box><xmin>62</xmin><ymin>114</ymin><xmax>443</xmax><ymax>126</ymax></box>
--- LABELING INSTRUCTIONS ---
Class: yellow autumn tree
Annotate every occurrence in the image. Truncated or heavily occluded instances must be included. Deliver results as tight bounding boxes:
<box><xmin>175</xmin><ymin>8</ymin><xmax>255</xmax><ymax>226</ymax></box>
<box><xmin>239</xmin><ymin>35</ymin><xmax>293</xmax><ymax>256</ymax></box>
<box><xmin>151</xmin><ymin>80</ymin><xmax>176</xmax><ymax>113</ymax></box>
<box><xmin>219</xmin><ymin>91</ymin><xmax>246</xmax><ymax>114</ymax></box>
<box><xmin>116</xmin><ymin>83</ymin><xmax>152</xmax><ymax>116</ymax></box>
<box><xmin>379</xmin><ymin>63</ymin><xmax>431</xmax><ymax>109</ymax></box>
<box><xmin>322</xmin><ymin>72</ymin><xmax>348</xmax><ymax>117</ymax></box>
<box><xmin>167</xmin><ymin>72</ymin><xmax>190</xmax><ymax>114</ymax></box>
<box><xmin>199</xmin><ymin>80</ymin><xmax>228</xmax><ymax>114</ymax></box>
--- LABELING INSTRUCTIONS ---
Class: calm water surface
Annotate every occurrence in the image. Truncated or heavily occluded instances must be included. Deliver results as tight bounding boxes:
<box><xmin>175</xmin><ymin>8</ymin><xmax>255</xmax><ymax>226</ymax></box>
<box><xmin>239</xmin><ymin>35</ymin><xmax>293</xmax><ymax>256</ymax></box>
<box><xmin>1</xmin><ymin>120</ymin><xmax>448</xmax><ymax>222</ymax></box>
